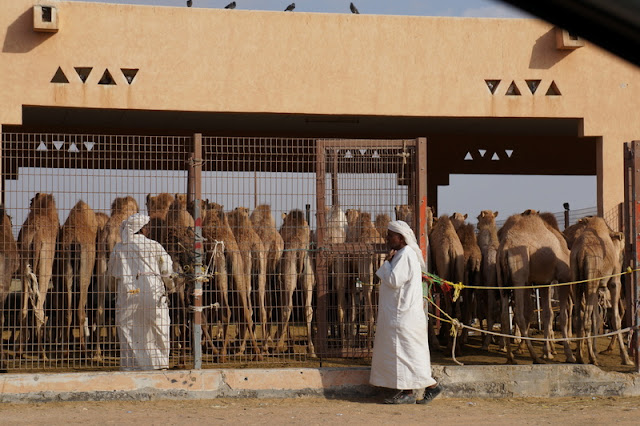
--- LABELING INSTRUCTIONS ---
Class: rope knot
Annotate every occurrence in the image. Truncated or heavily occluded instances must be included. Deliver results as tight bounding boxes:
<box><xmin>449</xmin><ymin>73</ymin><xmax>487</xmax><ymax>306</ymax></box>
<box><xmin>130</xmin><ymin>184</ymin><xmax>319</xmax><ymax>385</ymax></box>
<box><xmin>452</xmin><ymin>282</ymin><xmax>464</xmax><ymax>302</ymax></box>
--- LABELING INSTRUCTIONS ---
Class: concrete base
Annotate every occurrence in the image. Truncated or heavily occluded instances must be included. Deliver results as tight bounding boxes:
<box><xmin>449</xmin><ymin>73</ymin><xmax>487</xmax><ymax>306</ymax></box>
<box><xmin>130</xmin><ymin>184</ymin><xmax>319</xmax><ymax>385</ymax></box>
<box><xmin>0</xmin><ymin>365</ymin><xmax>638</xmax><ymax>403</ymax></box>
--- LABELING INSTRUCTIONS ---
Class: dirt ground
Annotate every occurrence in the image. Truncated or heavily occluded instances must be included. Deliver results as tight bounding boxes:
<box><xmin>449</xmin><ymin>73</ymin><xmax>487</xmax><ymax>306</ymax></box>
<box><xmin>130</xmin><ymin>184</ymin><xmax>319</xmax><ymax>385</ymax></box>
<box><xmin>1</xmin><ymin>396</ymin><xmax>639</xmax><ymax>425</ymax></box>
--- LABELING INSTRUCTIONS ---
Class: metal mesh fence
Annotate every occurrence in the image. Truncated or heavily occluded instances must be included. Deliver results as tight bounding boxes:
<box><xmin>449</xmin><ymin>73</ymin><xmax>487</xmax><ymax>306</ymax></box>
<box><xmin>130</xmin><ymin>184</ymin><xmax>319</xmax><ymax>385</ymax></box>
<box><xmin>0</xmin><ymin>133</ymin><xmax>418</xmax><ymax>371</ymax></box>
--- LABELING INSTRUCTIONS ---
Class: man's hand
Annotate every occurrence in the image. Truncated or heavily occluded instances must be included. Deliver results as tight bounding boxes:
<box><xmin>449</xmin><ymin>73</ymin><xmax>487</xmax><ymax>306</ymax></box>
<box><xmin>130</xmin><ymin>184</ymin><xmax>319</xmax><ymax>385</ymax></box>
<box><xmin>385</xmin><ymin>249</ymin><xmax>397</xmax><ymax>262</ymax></box>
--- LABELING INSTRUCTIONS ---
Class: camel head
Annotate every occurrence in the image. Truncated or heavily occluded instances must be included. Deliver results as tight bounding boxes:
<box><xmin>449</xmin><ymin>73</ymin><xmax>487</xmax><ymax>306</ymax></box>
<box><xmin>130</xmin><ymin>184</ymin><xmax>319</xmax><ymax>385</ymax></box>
<box><xmin>449</xmin><ymin>212</ymin><xmax>467</xmax><ymax>230</ymax></box>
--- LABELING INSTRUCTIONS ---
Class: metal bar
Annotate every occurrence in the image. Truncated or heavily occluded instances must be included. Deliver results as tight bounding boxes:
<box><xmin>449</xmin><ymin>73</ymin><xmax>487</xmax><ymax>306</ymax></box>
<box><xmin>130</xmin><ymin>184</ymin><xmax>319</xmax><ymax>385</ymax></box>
<box><xmin>315</xmin><ymin>139</ymin><xmax>328</xmax><ymax>357</ymax></box>
<box><xmin>320</xmin><ymin>139</ymin><xmax>416</xmax><ymax>148</ymax></box>
<box><xmin>331</xmin><ymin>149</ymin><xmax>339</xmax><ymax>206</ymax></box>
<box><xmin>0</xmin><ymin>124</ymin><xmax>4</xmax><ymax>205</ymax></box>
<box><xmin>623</xmin><ymin>143</ymin><xmax>633</xmax><ymax>330</ymax></box>
<box><xmin>416</xmin><ymin>137</ymin><xmax>428</xmax><ymax>265</ymax></box>
<box><xmin>633</xmin><ymin>140</ymin><xmax>640</xmax><ymax>372</ymax></box>
<box><xmin>190</xmin><ymin>133</ymin><xmax>203</xmax><ymax>369</ymax></box>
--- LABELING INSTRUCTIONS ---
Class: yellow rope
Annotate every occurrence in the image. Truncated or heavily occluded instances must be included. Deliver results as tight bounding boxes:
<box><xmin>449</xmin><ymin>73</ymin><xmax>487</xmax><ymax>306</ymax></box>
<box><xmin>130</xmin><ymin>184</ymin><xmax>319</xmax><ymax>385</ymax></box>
<box><xmin>424</xmin><ymin>266</ymin><xmax>638</xmax><ymax>295</ymax></box>
<box><xmin>423</xmin><ymin>294</ymin><xmax>636</xmax><ymax>342</ymax></box>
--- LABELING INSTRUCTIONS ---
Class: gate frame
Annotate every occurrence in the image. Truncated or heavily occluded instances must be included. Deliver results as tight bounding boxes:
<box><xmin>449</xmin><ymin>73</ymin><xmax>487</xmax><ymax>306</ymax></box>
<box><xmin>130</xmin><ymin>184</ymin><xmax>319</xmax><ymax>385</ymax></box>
<box><xmin>315</xmin><ymin>138</ymin><xmax>427</xmax><ymax>357</ymax></box>
<box><xmin>623</xmin><ymin>140</ymin><xmax>640</xmax><ymax>372</ymax></box>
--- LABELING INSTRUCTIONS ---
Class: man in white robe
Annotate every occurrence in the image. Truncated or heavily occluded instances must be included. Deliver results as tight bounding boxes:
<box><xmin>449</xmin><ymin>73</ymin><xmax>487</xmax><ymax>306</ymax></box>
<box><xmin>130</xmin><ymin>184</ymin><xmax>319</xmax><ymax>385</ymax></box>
<box><xmin>108</xmin><ymin>213</ymin><xmax>173</xmax><ymax>371</ymax></box>
<box><xmin>370</xmin><ymin>220</ymin><xmax>442</xmax><ymax>404</ymax></box>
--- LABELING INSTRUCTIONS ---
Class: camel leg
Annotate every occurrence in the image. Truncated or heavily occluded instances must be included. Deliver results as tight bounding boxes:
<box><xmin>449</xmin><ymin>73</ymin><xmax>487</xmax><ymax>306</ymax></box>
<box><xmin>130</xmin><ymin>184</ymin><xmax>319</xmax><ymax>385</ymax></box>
<box><xmin>557</xmin><ymin>285</ymin><xmax>576</xmax><ymax>363</ymax></box>
<box><xmin>94</xmin><ymin>255</ymin><xmax>107</xmax><ymax>361</ymax></box>
<box><xmin>539</xmin><ymin>287</ymin><xmax>554</xmax><ymax>360</ymax></box>
<box><xmin>584</xmin><ymin>287</ymin><xmax>599</xmax><ymax>364</ymax></box>
<box><xmin>78</xmin><ymin>245</ymin><xmax>95</xmax><ymax>356</ymax></box>
<box><xmin>335</xmin><ymin>260</ymin><xmax>348</xmax><ymax>349</ymax></box>
<box><xmin>482</xmin><ymin>288</ymin><xmax>496</xmax><ymax>350</ymax></box>
<box><xmin>63</xmin><ymin>254</ymin><xmax>74</xmax><ymax>356</ymax></box>
<box><xmin>500</xmin><ymin>290</ymin><xmax>515</xmax><ymax>364</ymax></box>
<box><xmin>302</xmin><ymin>256</ymin><xmax>316</xmax><ymax>357</ymax></box>
<box><xmin>515</xmin><ymin>288</ymin><xmax>542</xmax><ymax>364</ymax></box>
<box><xmin>607</xmin><ymin>280</ymin><xmax>633</xmax><ymax>365</ymax></box>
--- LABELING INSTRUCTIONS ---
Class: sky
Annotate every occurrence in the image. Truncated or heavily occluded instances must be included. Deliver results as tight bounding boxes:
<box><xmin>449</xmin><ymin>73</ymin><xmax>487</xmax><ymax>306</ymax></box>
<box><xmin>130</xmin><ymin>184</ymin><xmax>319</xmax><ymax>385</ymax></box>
<box><xmin>61</xmin><ymin>1</ymin><xmax>596</xmax><ymax>224</ymax></box>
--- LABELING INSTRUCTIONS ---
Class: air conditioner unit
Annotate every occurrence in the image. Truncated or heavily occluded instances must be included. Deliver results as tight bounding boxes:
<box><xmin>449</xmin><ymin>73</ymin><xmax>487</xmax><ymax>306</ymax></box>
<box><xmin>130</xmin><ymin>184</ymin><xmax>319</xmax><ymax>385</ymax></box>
<box><xmin>33</xmin><ymin>5</ymin><xmax>59</xmax><ymax>32</ymax></box>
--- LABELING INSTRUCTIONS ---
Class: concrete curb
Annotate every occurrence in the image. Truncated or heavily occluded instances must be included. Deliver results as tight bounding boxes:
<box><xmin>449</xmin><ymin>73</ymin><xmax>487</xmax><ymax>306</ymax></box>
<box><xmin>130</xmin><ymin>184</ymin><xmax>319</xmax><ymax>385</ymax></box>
<box><xmin>0</xmin><ymin>365</ymin><xmax>638</xmax><ymax>403</ymax></box>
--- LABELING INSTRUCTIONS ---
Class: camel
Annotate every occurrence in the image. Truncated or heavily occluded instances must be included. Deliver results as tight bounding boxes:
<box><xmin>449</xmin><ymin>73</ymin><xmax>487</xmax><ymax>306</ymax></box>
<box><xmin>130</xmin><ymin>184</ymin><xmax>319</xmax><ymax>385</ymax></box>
<box><xmin>497</xmin><ymin>210</ymin><xmax>574</xmax><ymax>364</ymax></box>
<box><xmin>276</xmin><ymin>209</ymin><xmax>315</xmax><ymax>356</ymax></box>
<box><xmin>570</xmin><ymin>216</ymin><xmax>632</xmax><ymax>365</ymax></box>
<box><xmin>374</xmin><ymin>213</ymin><xmax>390</xmax><ymax>241</ymax></box>
<box><xmin>395</xmin><ymin>204</ymin><xmax>414</xmax><ymax>226</ymax></box>
<box><xmin>450</xmin><ymin>213</ymin><xmax>481</xmax><ymax>345</ymax></box>
<box><xmin>203</xmin><ymin>203</ymin><xmax>260</xmax><ymax>360</ymax></box>
<box><xmin>95</xmin><ymin>196</ymin><xmax>138</xmax><ymax>359</ymax></box>
<box><xmin>250</xmin><ymin>204</ymin><xmax>283</xmax><ymax>348</ymax></box>
<box><xmin>353</xmin><ymin>212</ymin><xmax>384</xmax><ymax>349</ymax></box>
<box><xmin>228</xmin><ymin>207</ymin><xmax>268</xmax><ymax>350</ymax></box>
<box><xmin>325</xmin><ymin>205</ymin><xmax>349</xmax><ymax>347</ymax></box>
<box><xmin>428</xmin><ymin>214</ymin><xmax>464</xmax><ymax>347</ymax></box>
<box><xmin>17</xmin><ymin>193</ymin><xmax>60</xmax><ymax>360</ymax></box>
<box><xmin>58</xmin><ymin>200</ymin><xmax>98</xmax><ymax>356</ymax></box>
<box><xmin>250</xmin><ymin>204</ymin><xmax>284</xmax><ymax>278</ymax></box>
<box><xmin>0</xmin><ymin>207</ymin><xmax>19</xmax><ymax>367</ymax></box>
<box><xmin>345</xmin><ymin>209</ymin><xmax>360</xmax><ymax>243</ymax></box>
<box><xmin>146</xmin><ymin>193</ymin><xmax>175</xmax><ymax>220</ymax></box>
<box><xmin>95</xmin><ymin>212</ymin><xmax>109</xmax><ymax>234</ymax></box>
<box><xmin>476</xmin><ymin>210</ymin><xmax>501</xmax><ymax>350</ymax></box>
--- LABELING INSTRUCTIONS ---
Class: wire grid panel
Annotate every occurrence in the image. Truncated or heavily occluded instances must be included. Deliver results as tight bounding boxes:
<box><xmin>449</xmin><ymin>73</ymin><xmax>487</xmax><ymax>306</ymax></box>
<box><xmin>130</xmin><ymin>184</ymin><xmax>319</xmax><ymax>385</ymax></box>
<box><xmin>317</xmin><ymin>141</ymin><xmax>416</xmax><ymax>358</ymax></box>
<box><xmin>0</xmin><ymin>133</ymin><xmax>191</xmax><ymax>372</ymax></box>
<box><xmin>194</xmin><ymin>137</ymin><xmax>416</xmax><ymax>364</ymax></box>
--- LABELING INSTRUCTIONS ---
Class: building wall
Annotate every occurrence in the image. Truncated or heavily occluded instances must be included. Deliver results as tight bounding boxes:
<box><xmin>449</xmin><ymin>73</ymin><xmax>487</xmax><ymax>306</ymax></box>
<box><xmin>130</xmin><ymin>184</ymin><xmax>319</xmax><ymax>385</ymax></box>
<box><xmin>2</xmin><ymin>0</ymin><xmax>640</xmax><ymax>214</ymax></box>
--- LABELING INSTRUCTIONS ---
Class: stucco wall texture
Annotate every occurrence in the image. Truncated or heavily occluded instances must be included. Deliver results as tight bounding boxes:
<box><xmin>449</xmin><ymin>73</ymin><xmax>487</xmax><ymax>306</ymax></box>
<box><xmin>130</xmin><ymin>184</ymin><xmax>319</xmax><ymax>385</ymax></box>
<box><xmin>2</xmin><ymin>0</ymin><xmax>640</xmax><ymax>213</ymax></box>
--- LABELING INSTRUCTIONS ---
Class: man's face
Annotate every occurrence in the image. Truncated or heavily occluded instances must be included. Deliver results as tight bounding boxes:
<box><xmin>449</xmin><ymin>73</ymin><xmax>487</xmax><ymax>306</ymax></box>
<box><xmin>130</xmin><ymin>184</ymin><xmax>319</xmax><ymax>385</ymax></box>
<box><xmin>386</xmin><ymin>230</ymin><xmax>406</xmax><ymax>250</ymax></box>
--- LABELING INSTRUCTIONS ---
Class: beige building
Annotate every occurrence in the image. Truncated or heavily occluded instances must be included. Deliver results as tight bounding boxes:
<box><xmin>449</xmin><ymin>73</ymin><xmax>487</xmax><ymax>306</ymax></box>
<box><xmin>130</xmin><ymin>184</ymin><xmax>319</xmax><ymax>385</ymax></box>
<box><xmin>2</xmin><ymin>0</ymin><xmax>640</xmax><ymax>222</ymax></box>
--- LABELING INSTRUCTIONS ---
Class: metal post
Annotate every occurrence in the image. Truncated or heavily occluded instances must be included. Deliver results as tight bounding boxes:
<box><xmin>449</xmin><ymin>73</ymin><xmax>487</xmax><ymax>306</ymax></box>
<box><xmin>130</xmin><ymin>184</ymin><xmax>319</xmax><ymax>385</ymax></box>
<box><xmin>415</xmin><ymin>138</ymin><xmax>428</xmax><ymax>266</ymax></box>
<box><xmin>315</xmin><ymin>140</ymin><xmax>328</xmax><ymax>357</ymax></box>
<box><xmin>331</xmin><ymin>149</ymin><xmax>339</xmax><ymax>206</ymax></box>
<box><xmin>563</xmin><ymin>202</ymin><xmax>570</xmax><ymax>229</ymax></box>
<box><xmin>632</xmin><ymin>141</ymin><xmax>640</xmax><ymax>372</ymax></box>
<box><xmin>188</xmin><ymin>133</ymin><xmax>203</xmax><ymax>369</ymax></box>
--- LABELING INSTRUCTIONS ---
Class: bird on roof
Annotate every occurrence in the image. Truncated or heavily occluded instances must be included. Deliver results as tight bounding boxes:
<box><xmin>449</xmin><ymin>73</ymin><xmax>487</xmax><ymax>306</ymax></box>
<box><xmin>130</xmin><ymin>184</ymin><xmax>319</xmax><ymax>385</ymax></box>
<box><xmin>350</xmin><ymin>2</ymin><xmax>359</xmax><ymax>14</ymax></box>
<box><xmin>186</xmin><ymin>0</ymin><xmax>192</xmax><ymax>7</ymax></box>
<box><xmin>284</xmin><ymin>3</ymin><xmax>295</xmax><ymax>12</ymax></box>
<box><xmin>225</xmin><ymin>1</ymin><xmax>236</xmax><ymax>8</ymax></box>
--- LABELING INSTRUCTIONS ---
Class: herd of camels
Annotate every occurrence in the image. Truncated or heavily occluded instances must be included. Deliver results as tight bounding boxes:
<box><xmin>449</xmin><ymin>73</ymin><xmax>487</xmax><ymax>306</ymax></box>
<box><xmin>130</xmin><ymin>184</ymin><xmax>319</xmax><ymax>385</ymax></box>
<box><xmin>0</xmin><ymin>191</ymin><xmax>633</xmax><ymax>369</ymax></box>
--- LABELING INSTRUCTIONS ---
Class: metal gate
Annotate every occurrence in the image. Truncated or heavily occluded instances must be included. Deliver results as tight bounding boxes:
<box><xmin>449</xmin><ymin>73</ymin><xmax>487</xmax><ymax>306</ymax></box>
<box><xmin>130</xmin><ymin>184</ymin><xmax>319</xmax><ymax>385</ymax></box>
<box><xmin>0</xmin><ymin>133</ymin><xmax>425</xmax><ymax>371</ymax></box>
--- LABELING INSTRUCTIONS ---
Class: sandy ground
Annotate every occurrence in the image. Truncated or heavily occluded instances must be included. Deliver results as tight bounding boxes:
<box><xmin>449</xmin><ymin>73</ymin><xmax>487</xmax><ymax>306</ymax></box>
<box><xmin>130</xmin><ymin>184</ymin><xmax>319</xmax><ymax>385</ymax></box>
<box><xmin>1</xmin><ymin>396</ymin><xmax>639</xmax><ymax>425</ymax></box>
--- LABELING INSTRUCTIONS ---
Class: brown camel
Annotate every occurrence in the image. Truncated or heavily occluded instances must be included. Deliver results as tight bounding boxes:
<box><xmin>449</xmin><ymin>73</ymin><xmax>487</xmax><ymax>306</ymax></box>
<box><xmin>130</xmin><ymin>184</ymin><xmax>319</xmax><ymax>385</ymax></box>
<box><xmin>0</xmin><ymin>207</ymin><xmax>19</xmax><ymax>367</ymax></box>
<box><xmin>95</xmin><ymin>196</ymin><xmax>138</xmax><ymax>359</ymax></box>
<box><xmin>277</xmin><ymin>209</ymin><xmax>315</xmax><ymax>356</ymax></box>
<box><xmin>394</xmin><ymin>204</ymin><xmax>414</xmax><ymax>226</ymax></box>
<box><xmin>250</xmin><ymin>204</ymin><xmax>283</xmax><ymax>349</ymax></box>
<box><xmin>354</xmin><ymin>212</ymin><xmax>384</xmax><ymax>349</ymax></box>
<box><xmin>571</xmin><ymin>216</ymin><xmax>632</xmax><ymax>365</ymax></box>
<box><xmin>146</xmin><ymin>193</ymin><xmax>175</xmax><ymax>220</ymax></box>
<box><xmin>95</xmin><ymin>212</ymin><xmax>109</xmax><ymax>235</ymax></box>
<box><xmin>450</xmin><ymin>213</ymin><xmax>482</xmax><ymax>345</ymax></box>
<box><xmin>497</xmin><ymin>210</ymin><xmax>574</xmax><ymax>364</ymax></box>
<box><xmin>203</xmin><ymin>203</ymin><xmax>260</xmax><ymax>360</ymax></box>
<box><xmin>429</xmin><ymin>214</ymin><xmax>464</xmax><ymax>347</ymax></box>
<box><xmin>476</xmin><ymin>210</ymin><xmax>501</xmax><ymax>350</ymax></box>
<box><xmin>325</xmin><ymin>205</ymin><xmax>349</xmax><ymax>347</ymax></box>
<box><xmin>374</xmin><ymin>213</ymin><xmax>390</xmax><ymax>241</ymax></box>
<box><xmin>58</xmin><ymin>200</ymin><xmax>98</xmax><ymax>356</ymax></box>
<box><xmin>17</xmin><ymin>193</ymin><xmax>60</xmax><ymax>360</ymax></box>
<box><xmin>228</xmin><ymin>207</ymin><xmax>268</xmax><ymax>350</ymax></box>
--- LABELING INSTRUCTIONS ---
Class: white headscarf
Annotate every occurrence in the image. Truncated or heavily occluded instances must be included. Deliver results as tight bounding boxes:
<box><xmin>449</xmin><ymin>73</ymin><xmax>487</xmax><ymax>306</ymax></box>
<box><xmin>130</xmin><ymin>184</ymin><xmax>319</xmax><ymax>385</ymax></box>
<box><xmin>388</xmin><ymin>220</ymin><xmax>426</xmax><ymax>271</ymax></box>
<box><xmin>120</xmin><ymin>213</ymin><xmax>150</xmax><ymax>244</ymax></box>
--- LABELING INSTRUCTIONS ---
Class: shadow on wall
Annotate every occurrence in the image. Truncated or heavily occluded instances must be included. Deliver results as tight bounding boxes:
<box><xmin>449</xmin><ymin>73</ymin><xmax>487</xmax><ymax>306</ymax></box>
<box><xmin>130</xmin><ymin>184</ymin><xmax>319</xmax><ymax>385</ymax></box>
<box><xmin>529</xmin><ymin>28</ymin><xmax>572</xmax><ymax>69</ymax></box>
<box><xmin>2</xmin><ymin>9</ymin><xmax>54</xmax><ymax>53</ymax></box>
